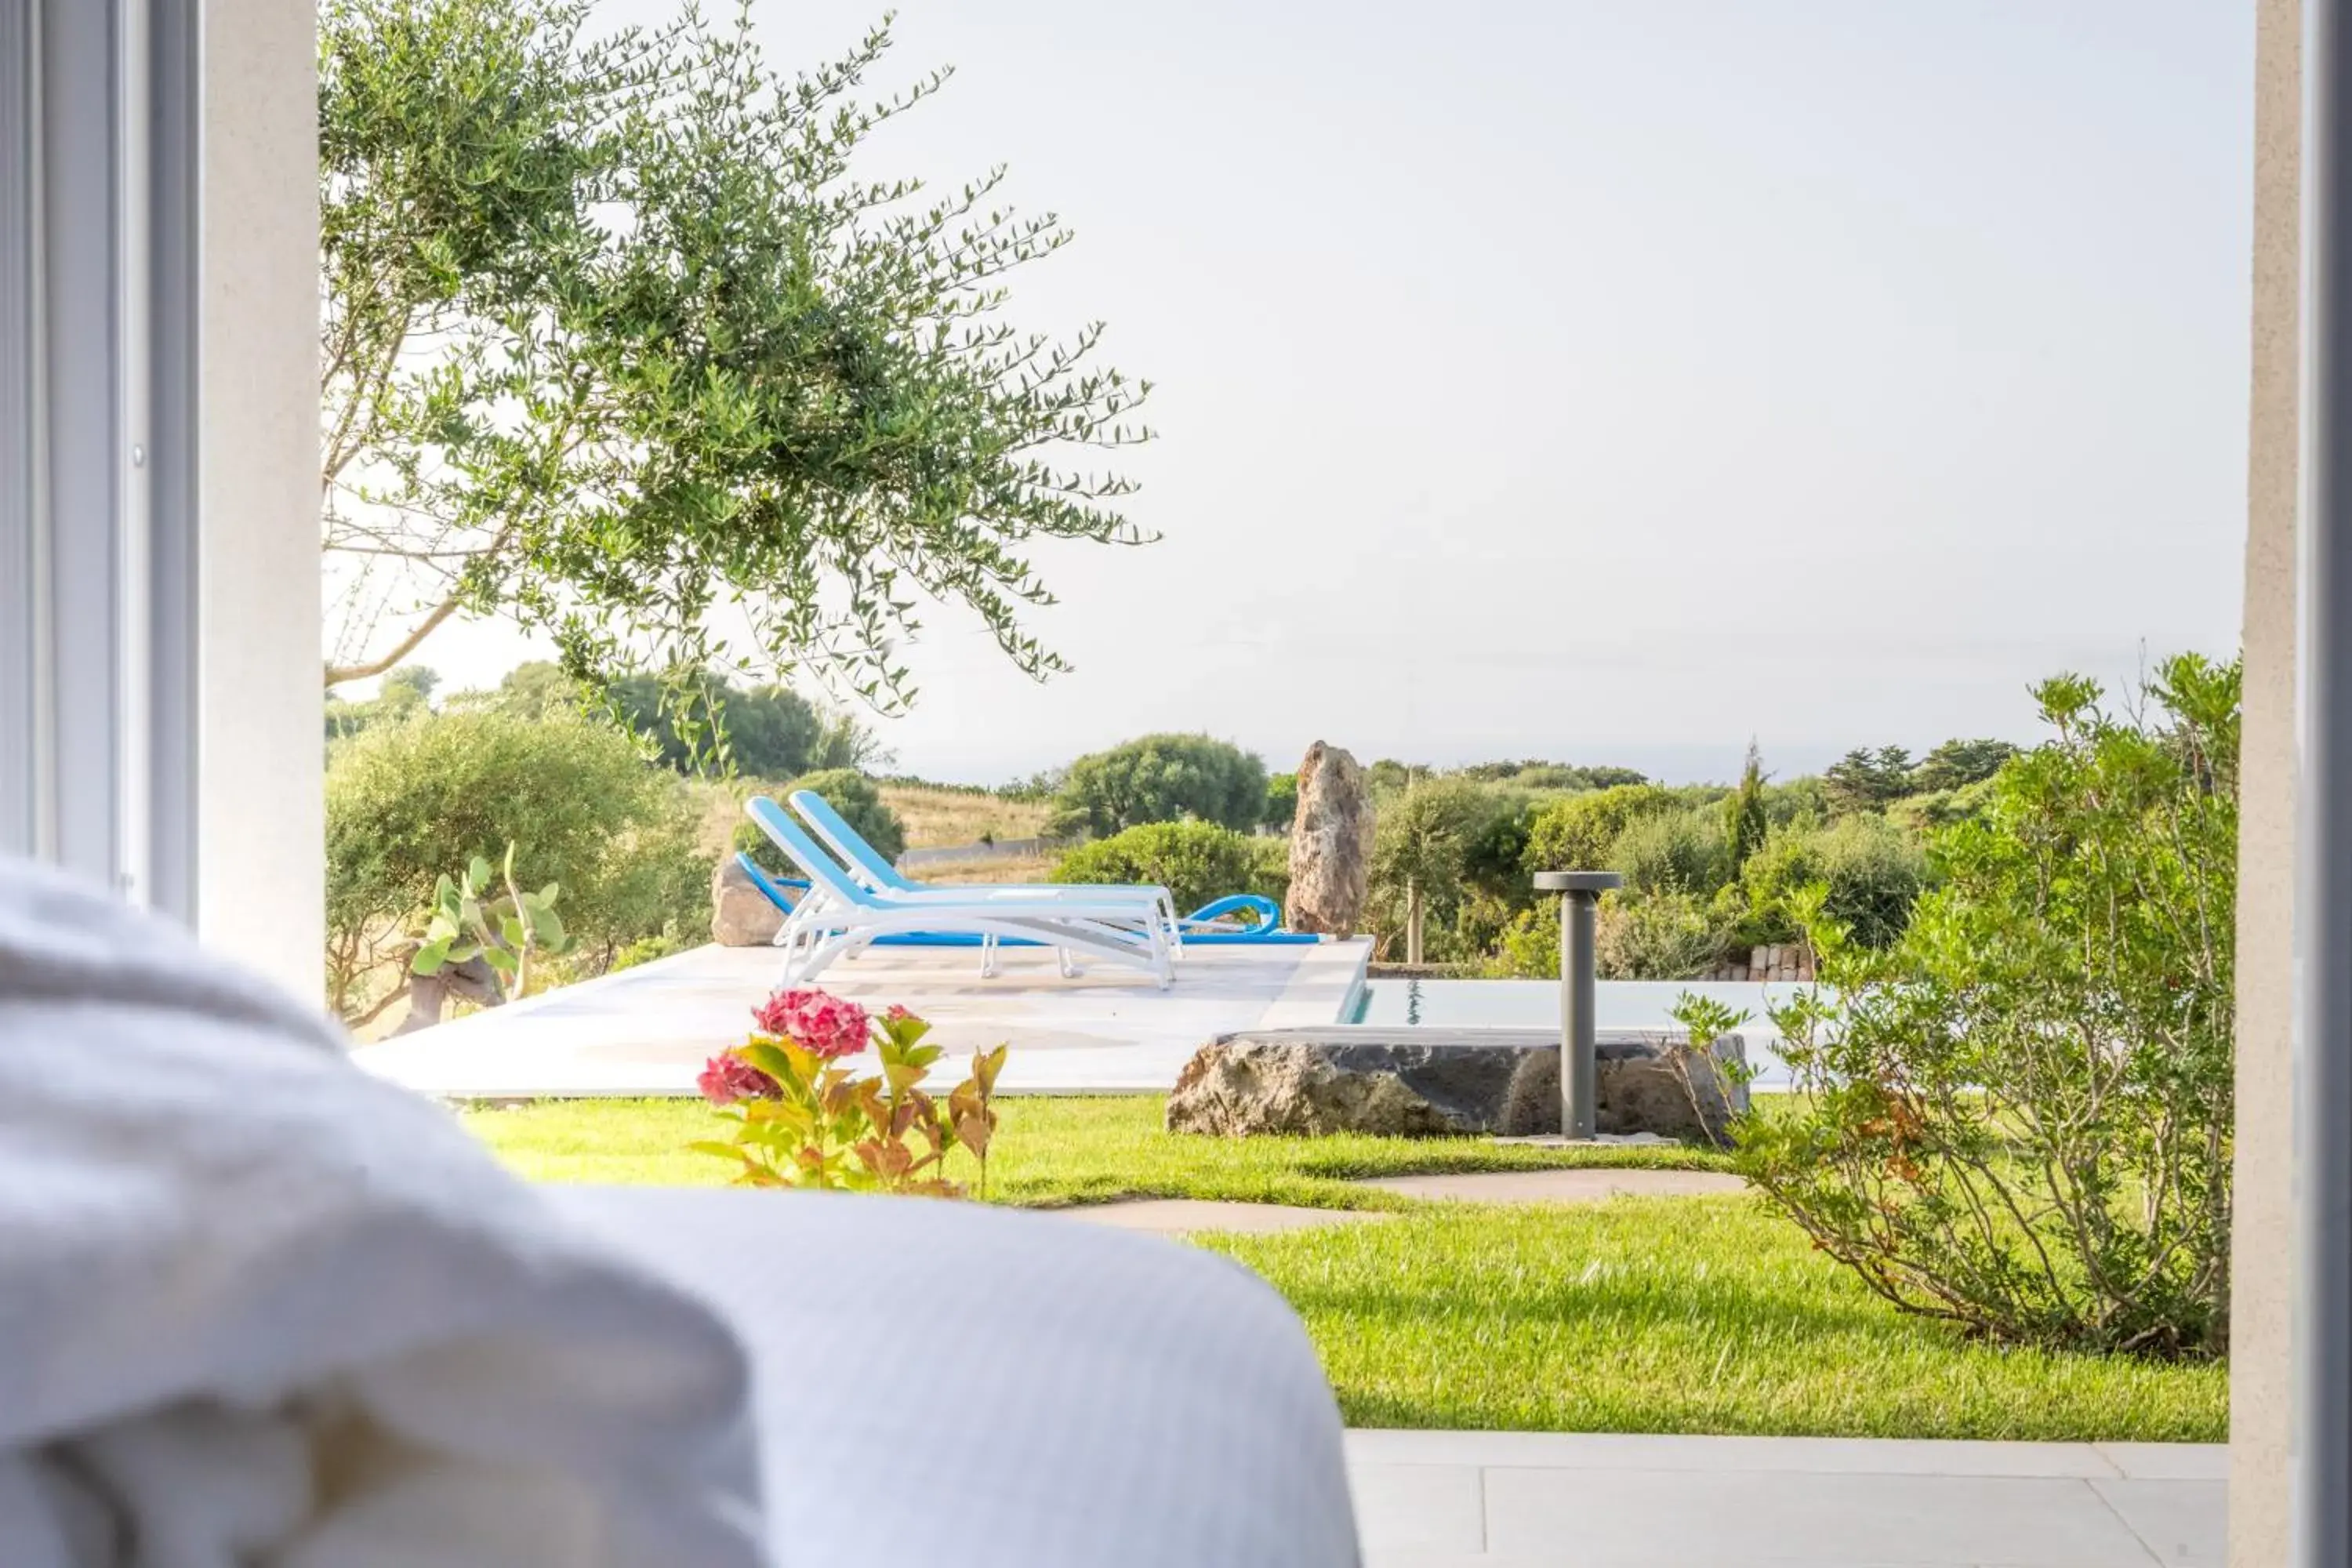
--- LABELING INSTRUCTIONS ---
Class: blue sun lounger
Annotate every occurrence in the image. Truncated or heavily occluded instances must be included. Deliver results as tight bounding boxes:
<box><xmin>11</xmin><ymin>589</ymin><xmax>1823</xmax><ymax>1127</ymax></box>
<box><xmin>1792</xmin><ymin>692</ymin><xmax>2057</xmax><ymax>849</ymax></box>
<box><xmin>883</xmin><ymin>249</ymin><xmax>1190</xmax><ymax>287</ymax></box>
<box><xmin>734</xmin><ymin>853</ymin><xmax>1319</xmax><ymax>947</ymax></box>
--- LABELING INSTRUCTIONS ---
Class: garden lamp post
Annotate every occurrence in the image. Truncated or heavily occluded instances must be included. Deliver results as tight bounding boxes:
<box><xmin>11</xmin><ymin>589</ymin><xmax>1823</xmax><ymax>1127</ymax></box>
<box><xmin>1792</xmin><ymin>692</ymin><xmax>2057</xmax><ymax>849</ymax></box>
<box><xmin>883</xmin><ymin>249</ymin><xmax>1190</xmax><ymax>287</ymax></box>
<box><xmin>1534</xmin><ymin>871</ymin><xmax>1621</xmax><ymax>1140</ymax></box>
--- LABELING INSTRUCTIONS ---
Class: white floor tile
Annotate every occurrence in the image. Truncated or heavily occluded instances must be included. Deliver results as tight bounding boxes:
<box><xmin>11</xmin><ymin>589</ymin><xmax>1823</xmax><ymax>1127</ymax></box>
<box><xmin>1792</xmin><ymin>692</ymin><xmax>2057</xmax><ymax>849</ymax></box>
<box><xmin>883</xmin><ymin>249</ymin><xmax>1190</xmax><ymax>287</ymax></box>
<box><xmin>1479</xmin><ymin>1468</ymin><xmax>2160</xmax><ymax>1567</ymax></box>
<box><xmin>2092</xmin><ymin>1479</ymin><xmax>2226</xmax><ymax>1566</ymax></box>
<box><xmin>1351</xmin><ymin>1462</ymin><xmax>1486</xmax><ymax>1555</ymax></box>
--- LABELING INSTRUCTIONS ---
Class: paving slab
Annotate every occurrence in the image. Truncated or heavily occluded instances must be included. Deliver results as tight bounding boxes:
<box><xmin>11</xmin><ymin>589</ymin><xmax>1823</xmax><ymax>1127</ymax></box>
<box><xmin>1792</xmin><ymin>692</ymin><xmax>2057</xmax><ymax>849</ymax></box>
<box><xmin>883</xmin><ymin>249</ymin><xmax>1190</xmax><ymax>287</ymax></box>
<box><xmin>1354</xmin><ymin>1169</ymin><xmax>1746</xmax><ymax>1203</ymax></box>
<box><xmin>1058</xmin><ymin>1198</ymin><xmax>1389</xmax><ymax>1236</ymax></box>
<box><xmin>2092</xmin><ymin>1477</ymin><xmax>2227</xmax><ymax>1565</ymax></box>
<box><xmin>1480</xmin><ymin>1468</ymin><xmax>2167</xmax><ymax>1566</ymax></box>
<box><xmin>354</xmin><ymin>937</ymin><xmax>1370</xmax><ymax>1098</ymax></box>
<box><xmin>1344</xmin><ymin>1432</ymin><xmax>2227</xmax><ymax>1568</ymax></box>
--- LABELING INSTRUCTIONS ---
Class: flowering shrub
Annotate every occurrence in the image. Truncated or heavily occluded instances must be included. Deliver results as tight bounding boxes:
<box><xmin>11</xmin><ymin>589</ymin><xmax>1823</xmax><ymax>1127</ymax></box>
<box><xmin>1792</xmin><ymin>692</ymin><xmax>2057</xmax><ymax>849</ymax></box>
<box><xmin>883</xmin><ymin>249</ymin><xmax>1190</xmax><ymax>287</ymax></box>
<box><xmin>691</xmin><ymin>987</ymin><xmax>1006</xmax><ymax>1196</ymax></box>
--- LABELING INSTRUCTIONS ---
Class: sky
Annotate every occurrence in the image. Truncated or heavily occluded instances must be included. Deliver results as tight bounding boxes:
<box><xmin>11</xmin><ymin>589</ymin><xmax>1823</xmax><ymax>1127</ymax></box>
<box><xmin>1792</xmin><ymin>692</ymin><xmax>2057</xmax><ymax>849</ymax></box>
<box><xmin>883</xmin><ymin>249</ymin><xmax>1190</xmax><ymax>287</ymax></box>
<box><xmin>408</xmin><ymin>0</ymin><xmax>2257</xmax><ymax>786</ymax></box>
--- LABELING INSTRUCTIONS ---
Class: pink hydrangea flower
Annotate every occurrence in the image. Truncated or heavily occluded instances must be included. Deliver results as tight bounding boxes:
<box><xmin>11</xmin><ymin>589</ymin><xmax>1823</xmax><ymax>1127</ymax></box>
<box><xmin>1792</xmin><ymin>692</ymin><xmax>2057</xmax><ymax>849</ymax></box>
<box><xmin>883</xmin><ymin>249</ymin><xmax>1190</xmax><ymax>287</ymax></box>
<box><xmin>699</xmin><ymin>1051</ymin><xmax>780</xmax><ymax>1106</ymax></box>
<box><xmin>752</xmin><ymin>986</ymin><xmax>872</xmax><ymax>1060</ymax></box>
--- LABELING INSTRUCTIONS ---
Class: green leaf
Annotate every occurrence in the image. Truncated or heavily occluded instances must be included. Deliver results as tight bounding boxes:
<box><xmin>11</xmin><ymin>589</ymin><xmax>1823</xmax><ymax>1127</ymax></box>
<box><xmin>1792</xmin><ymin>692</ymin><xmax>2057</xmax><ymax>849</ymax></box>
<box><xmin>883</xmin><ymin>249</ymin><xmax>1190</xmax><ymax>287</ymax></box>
<box><xmin>481</xmin><ymin>946</ymin><xmax>519</xmax><ymax>978</ymax></box>
<box><xmin>409</xmin><ymin>936</ymin><xmax>454</xmax><ymax>975</ymax></box>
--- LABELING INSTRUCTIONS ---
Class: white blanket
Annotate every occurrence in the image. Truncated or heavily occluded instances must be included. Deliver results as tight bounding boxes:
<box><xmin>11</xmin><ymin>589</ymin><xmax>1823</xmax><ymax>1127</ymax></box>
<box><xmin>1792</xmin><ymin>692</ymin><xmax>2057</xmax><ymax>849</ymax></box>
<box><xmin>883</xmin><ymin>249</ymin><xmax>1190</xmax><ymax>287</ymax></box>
<box><xmin>0</xmin><ymin>859</ymin><xmax>768</xmax><ymax>1567</ymax></box>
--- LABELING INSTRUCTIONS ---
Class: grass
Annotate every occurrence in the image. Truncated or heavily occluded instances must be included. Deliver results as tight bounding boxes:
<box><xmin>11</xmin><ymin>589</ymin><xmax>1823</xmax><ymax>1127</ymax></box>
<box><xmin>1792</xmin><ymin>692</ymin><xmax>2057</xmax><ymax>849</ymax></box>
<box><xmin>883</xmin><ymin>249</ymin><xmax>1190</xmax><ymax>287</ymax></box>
<box><xmin>877</xmin><ymin>783</ymin><xmax>1054</xmax><ymax>850</ymax></box>
<box><xmin>1203</xmin><ymin>1203</ymin><xmax>2225</xmax><ymax>1441</ymax></box>
<box><xmin>463</xmin><ymin>1094</ymin><xmax>1726</xmax><ymax>1207</ymax></box>
<box><xmin>457</xmin><ymin>1094</ymin><xmax>2227</xmax><ymax>1443</ymax></box>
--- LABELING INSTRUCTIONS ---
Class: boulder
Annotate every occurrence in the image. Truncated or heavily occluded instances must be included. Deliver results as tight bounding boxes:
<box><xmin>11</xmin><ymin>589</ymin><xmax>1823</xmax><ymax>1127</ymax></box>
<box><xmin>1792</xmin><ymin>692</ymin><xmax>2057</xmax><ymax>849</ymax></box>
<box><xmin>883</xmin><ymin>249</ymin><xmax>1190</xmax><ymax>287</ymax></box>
<box><xmin>713</xmin><ymin>855</ymin><xmax>786</xmax><ymax>946</ymax></box>
<box><xmin>1287</xmin><ymin>742</ymin><xmax>1374</xmax><ymax>935</ymax></box>
<box><xmin>1166</xmin><ymin>1029</ymin><xmax>1749</xmax><ymax>1145</ymax></box>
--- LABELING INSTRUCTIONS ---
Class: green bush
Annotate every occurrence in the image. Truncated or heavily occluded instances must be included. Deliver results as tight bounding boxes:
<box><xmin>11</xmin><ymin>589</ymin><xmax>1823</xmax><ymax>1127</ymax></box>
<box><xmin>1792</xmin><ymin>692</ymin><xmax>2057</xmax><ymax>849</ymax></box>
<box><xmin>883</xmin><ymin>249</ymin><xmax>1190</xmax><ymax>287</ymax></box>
<box><xmin>1052</xmin><ymin>821</ymin><xmax>1287</xmax><ymax>918</ymax></box>
<box><xmin>1737</xmin><ymin>814</ymin><xmax>1927</xmax><ymax>949</ymax></box>
<box><xmin>784</xmin><ymin>768</ymin><xmax>907</xmax><ymax>862</ymax></box>
<box><xmin>1740</xmin><ymin>655</ymin><xmax>2239</xmax><ymax>1356</ymax></box>
<box><xmin>325</xmin><ymin>710</ymin><xmax>710</xmax><ymax>1017</ymax></box>
<box><xmin>1523</xmin><ymin>784</ymin><xmax>1677</xmax><ymax>875</ymax></box>
<box><xmin>1610</xmin><ymin>807</ymin><xmax>1733</xmax><ymax>896</ymax></box>
<box><xmin>1050</xmin><ymin>734</ymin><xmax>1269</xmax><ymax>838</ymax></box>
<box><xmin>1490</xmin><ymin>887</ymin><xmax>1732</xmax><ymax>981</ymax></box>
<box><xmin>1595</xmin><ymin>891</ymin><xmax>1731</xmax><ymax>979</ymax></box>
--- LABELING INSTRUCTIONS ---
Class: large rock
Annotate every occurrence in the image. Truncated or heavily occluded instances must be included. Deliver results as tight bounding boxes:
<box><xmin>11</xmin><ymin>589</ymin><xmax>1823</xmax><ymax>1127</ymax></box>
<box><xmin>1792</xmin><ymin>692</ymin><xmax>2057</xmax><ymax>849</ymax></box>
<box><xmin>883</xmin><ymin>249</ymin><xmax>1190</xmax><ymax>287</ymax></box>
<box><xmin>713</xmin><ymin>855</ymin><xmax>786</xmax><ymax>946</ymax></box>
<box><xmin>1287</xmin><ymin>742</ymin><xmax>1374</xmax><ymax>935</ymax></box>
<box><xmin>1166</xmin><ymin>1029</ymin><xmax>1750</xmax><ymax>1145</ymax></box>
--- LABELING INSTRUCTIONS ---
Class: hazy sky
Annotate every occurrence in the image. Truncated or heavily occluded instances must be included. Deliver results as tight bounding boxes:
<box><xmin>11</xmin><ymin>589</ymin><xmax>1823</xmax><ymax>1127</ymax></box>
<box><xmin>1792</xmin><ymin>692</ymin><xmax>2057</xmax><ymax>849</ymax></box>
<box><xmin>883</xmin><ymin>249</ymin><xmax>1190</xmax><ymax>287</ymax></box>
<box><xmin>416</xmin><ymin>0</ymin><xmax>2256</xmax><ymax>785</ymax></box>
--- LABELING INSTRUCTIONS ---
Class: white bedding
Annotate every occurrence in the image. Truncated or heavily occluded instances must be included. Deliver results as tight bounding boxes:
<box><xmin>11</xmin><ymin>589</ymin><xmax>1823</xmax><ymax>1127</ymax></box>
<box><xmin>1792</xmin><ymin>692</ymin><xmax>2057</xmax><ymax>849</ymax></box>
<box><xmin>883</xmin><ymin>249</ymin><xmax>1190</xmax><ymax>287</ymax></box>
<box><xmin>0</xmin><ymin>858</ymin><xmax>767</xmax><ymax>1566</ymax></box>
<box><xmin>554</xmin><ymin>1186</ymin><xmax>1364</xmax><ymax>1568</ymax></box>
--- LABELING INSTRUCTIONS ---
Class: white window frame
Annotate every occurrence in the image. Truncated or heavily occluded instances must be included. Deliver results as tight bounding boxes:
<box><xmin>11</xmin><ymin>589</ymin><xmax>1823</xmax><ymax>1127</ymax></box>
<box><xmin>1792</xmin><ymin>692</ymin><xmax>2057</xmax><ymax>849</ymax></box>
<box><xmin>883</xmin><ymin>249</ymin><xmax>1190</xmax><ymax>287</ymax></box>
<box><xmin>0</xmin><ymin>0</ymin><xmax>198</xmax><ymax>920</ymax></box>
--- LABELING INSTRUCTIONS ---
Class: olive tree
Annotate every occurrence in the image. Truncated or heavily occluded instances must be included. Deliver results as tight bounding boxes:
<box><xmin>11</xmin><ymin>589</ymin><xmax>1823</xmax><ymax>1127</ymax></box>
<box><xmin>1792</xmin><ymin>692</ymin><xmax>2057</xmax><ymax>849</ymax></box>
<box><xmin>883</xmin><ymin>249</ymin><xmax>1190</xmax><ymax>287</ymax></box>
<box><xmin>1048</xmin><ymin>734</ymin><xmax>1269</xmax><ymax>839</ymax></box>
<box><xmin>321</xmin><ymin>1</ymin><xmax>1152</xmax><ymax>735</ymax></box>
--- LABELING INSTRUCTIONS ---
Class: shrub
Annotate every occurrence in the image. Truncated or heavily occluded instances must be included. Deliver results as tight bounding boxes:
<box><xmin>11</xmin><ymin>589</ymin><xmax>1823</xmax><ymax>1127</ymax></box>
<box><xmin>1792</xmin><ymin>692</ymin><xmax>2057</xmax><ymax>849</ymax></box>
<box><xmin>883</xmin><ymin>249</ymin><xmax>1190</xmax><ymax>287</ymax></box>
<box><xmin>1737</xmin><ymin>655</ymin><xmax>2238</xmax><ymax>1357</ymax></box>
<box><xmin>1523</xmin><ymin>784</ymin><xmax>1677</xmax><ymax>875</ymax></box>
<box><xmin>783</xmin><ymin>768</ymin><xmax>907</xmax><ymax>862</ymax></box>
<box><xmin>1052</xmin><ymin>820</ymin><xmax>1287</xmax><ymax>917</ymax></box>
<box><xmin>1049</xmin><ymin>733</ymin><xmax>1269</xmax><ymax>837</ymax></box>
<box><xmin>1610</xmin><ymin>807</ymin><xmax>1733</xmax><ymax>896</ymax></box>
<box><xmin>1738</xmin><ymin>814</ymin><xmax>1927</xmax><ymax>949</ymax></box>
<box><xmin>1886</xmin><ymin>776</ymin><xmax>1999</xmax><ymax>836</ymax></box>
<box><xmin>325</xmin><ymin>710</ymin><xmax>710</xmax><ymax>1018</ymax></box>
<box><xmin>1491</xmin><ymin>887</ymin><xmax>1732</xmax><ymax>980</ymax></box>
<box><xmin>1595</xmin><ymin>891</ymin><xmax>1732</xmax><ymax>979</ymax></box>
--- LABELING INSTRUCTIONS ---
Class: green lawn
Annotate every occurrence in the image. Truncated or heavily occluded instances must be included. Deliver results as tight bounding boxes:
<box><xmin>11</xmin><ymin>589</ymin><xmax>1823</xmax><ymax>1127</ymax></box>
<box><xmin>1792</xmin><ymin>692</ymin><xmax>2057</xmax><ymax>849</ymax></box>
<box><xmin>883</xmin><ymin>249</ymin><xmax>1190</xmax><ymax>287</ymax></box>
<box><xmin>1204</xmin><ymin>1204</ymin><xmax>2224</xmax><ymax>1441</ymax></box>
<box><xmin>463</xmin><ymin>1094</ymin><xmax>1728</xmax><ymax>1208</ymax></box>
<box><xmin>458</xmin><ymin>1095</ymin><xmax>2227</xmax><ymax>1443</ymax></box>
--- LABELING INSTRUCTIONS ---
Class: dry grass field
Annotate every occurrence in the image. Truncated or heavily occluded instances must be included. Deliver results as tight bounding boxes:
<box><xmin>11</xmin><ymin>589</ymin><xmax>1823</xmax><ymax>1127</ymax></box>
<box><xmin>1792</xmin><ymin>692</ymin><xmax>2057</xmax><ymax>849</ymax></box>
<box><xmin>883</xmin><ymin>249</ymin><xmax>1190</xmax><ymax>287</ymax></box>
<box><xmin>877</xmin><ymin>784</ymin><xmax>1054</xmax><ymax>850</ymax></box>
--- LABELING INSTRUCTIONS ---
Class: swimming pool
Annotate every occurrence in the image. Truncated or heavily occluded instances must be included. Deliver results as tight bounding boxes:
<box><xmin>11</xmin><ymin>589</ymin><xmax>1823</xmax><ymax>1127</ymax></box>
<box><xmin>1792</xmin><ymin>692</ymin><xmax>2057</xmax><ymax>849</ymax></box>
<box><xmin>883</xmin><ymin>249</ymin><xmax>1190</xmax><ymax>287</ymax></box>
<box><xmin>1348</xmin><ymin>977</ymin><xmax>1803</xmax><ymax>1088</ymax></box>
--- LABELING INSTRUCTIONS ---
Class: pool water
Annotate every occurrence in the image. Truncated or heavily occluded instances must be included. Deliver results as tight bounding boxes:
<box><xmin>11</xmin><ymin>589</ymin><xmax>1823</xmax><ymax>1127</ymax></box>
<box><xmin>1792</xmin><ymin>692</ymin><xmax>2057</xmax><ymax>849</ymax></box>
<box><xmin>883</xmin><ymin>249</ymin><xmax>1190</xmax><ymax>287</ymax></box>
<box><xmin>1348</xmin><ymin>978</ymin><xmax>1803</xmax><ymax>1088</ymax></box>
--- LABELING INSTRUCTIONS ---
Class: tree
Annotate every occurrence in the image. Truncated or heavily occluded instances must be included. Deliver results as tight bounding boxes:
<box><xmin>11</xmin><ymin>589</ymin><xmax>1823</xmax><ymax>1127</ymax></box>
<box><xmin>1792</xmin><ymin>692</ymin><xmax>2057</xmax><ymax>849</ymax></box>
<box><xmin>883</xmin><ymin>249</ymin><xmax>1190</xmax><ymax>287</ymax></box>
<box><xmin>1370</xmin><ymin>782</ymin><xmax>1473</xmax><ymax>964</ymax></box>
<box><xmin>1822</xmin><ymin>746</ymin><xmax>1915</xmax><ymax>815</ymax></box>
<box><xmin>1910</xmin><ymin>737</ymin><xmax>2020</xmax><ymax>793</ymax></box>
<box><xmin>1261</xmin><ymin>771</ymin><xmax>1299</xmax><ymax>833</ymax></box>
<box><xmin>320</xmin><ymin>1</ymin><xmax>1152</xmax><ymax>728</ymax></box>
<box><xmin>1722</xmin><ymin>740</ymin><xmax>1768</xmax><ymax>866</ymax></box>
<box><xmin>323</xmin><ymin>662</ymin><xmax>437</xmax><ymax>742</ymax></box>
<box><xmin>1049</xmin><ymin>735</ymin><xmax>1269</xmax><ymax>839</ymax></box>
<box><xmin>380</xmin><ymin>664</ymin><xmax>440</xmax><ymax>704</ymax></box>
<box><xmin>607</xmin><ymin>673</ymin><xmax>871</xmax><ymax>779</ymax></box>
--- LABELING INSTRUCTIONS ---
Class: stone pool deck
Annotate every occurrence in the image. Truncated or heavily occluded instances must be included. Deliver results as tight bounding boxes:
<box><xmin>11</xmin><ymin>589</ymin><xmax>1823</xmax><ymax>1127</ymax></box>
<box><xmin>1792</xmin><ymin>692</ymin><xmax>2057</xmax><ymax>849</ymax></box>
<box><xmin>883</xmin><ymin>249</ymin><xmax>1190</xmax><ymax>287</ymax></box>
<box><xmin>1345</xmin><ymin>1429</ymin><xmax>2223</xmax><ymax>1567</ymax></box>
<box><xmin>357</xmin><ymin>938</ymin><xmax>1370</xmax><ymax>1098</ymax></box>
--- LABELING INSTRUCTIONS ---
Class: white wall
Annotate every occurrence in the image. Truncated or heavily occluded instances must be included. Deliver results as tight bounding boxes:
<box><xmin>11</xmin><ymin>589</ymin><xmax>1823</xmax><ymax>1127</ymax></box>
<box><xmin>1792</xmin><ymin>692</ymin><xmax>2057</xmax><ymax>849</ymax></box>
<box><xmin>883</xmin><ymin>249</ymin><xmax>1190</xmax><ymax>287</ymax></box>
<box><xmin>2230</xmin><ymin>1</ymin><xmax>2298</xmax><ymax>1563</ymax></box>
<box><xmin>194</xmin><ymin>0</ymin><xmax>321</xmax><ymax>1000</ymax></box>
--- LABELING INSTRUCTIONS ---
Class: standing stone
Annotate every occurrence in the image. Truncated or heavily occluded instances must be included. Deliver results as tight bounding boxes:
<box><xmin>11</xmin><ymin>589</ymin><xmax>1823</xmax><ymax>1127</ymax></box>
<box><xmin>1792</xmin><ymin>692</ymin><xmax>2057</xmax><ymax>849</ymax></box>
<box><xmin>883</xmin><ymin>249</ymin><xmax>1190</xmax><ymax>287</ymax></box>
<box><xmin>712</xmin><ymin>855</ymin><xmax>786</xmax><ymax>946</ymax></box>
<box><xmin>1288</xmin><ymin>741</ymin><xmax>1374</xmax><ymax>936</ymax></box>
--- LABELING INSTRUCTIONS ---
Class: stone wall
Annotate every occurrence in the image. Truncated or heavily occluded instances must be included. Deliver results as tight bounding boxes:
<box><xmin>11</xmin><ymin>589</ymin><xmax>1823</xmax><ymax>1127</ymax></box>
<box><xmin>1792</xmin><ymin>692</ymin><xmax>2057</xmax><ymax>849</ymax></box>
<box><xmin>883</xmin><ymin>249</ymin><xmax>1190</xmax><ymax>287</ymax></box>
<box><xmin>1700</xmin><ymin>944</ymin><xmax>1814</xmax><ymax>984</ymax></box>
